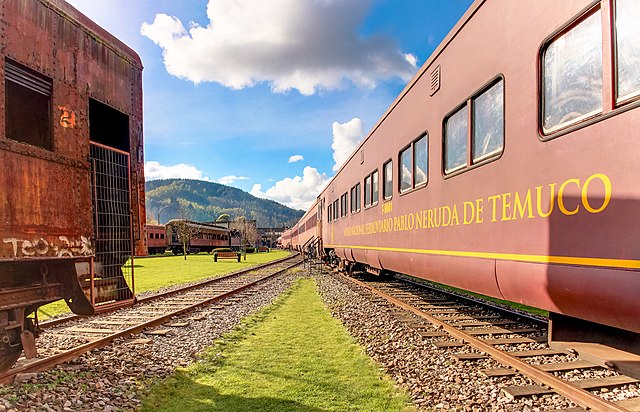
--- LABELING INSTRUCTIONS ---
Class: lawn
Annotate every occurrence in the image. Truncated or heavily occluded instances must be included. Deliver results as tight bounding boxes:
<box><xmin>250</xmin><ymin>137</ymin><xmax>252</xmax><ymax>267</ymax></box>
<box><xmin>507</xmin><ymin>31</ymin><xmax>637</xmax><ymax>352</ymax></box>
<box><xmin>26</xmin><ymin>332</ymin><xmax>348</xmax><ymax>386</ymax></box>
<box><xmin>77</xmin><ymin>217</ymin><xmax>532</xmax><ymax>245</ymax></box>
<box><xmin>141</xmin><ymin>278</ymin><xmax>413</xmax><ymax>412</ymax></box>
<box><xmin>37</xmin><ymin>250</ymin><xmax>291</xmax><ymax>320</ymax></box>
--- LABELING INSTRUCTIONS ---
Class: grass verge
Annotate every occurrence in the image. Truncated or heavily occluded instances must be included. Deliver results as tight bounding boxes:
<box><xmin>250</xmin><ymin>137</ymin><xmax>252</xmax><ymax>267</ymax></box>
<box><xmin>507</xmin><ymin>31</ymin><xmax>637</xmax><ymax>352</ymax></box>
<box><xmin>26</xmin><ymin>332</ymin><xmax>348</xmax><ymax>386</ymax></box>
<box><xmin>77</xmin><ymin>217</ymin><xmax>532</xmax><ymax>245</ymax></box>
<box><xmin>37</xmin><ymin>250</ymin><xmax>290</xmax><ymax>320</ymax></box>
<box><xmin>141</xmin><ymin>278</ymin><xmax>413</xmax><ymax>412</ymax></box>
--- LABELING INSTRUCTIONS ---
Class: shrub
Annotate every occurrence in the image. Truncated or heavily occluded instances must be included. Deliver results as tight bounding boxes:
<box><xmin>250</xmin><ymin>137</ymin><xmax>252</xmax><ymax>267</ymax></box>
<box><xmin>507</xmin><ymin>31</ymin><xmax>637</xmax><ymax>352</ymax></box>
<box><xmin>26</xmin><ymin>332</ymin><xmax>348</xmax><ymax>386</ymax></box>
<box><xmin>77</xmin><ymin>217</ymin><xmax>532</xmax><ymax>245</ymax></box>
<box><xmin>244</xmin><ymin>247</ymin><xmax>256</xmax><ymax>254</ymax></box>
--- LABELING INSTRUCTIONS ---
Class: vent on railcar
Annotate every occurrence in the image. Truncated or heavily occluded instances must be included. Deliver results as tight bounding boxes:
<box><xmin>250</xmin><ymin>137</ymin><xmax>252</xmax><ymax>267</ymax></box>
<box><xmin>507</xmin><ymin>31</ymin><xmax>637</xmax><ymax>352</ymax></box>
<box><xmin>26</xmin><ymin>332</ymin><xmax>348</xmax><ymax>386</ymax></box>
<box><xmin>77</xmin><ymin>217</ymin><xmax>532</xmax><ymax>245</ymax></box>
<box><xmin>88</xmin><ymin>100</ymin><xmax>135</xmax><ymax>310</ymax></box>
<box><xmin>430</xmin><ymin>65</ymin><xmax>441</xmax><ymax>96</ymax></box>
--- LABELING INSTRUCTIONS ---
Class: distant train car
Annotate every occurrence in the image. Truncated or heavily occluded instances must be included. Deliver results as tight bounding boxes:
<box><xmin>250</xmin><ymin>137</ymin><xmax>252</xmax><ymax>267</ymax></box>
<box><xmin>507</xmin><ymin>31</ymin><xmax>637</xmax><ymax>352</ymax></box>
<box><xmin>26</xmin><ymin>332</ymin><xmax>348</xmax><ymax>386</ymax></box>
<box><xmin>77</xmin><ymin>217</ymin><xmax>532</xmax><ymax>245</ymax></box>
<box><xmin>0</xmin><ymin>0</ymin><xmax>144</xmax><ymax>372</ymax></box>
<box><xmin>293</xmin><ymin>200</ymin><xmax>320</xmax><ymax>253</ymax></box>
<box><xmin>165</xmin><ymin>220</ymin><xmax>230</xmax><ymax>254</ymax></box>
<box><xmin>298</xmin><ymin>0</ymin><xmax>640</xmax><ymax>356</ymax></box>
<box><xmin>144</xmin><ymin>224</ymin><xmax>166</xmax><ymax>255</ymax></box>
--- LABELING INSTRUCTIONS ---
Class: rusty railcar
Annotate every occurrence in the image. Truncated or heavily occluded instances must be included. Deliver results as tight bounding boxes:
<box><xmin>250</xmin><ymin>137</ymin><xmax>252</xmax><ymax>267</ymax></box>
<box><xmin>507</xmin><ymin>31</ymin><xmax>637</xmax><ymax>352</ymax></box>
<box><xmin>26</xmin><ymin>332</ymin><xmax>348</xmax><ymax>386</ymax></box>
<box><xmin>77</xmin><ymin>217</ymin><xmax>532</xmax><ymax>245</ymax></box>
<box><xmin>0</xmin><ymin>0</ymin><xmax>145</xmax><ymax>371</ymax></box>
<box><xmin>301</xmin><ymin>0</ymin><xmax>640</xmax><ymax>367</ymax></box>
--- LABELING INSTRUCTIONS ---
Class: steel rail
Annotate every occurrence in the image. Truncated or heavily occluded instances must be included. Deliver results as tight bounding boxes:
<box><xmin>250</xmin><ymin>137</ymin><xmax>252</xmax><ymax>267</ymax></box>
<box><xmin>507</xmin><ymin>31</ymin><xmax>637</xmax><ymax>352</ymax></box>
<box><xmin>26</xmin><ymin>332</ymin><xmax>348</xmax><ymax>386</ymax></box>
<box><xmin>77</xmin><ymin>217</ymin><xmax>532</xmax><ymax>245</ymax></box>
<box><xmin>341</xmin><ymin>274</ymin><xmax>629</xmax><ymax>412</ymax></box>
<box><xmin>40</xmin><ymin>252</ymin><xmax>300</xmax><ymax>329</ymax></box>
<box><xmin>396</xmin><ymin>275</ymin><xmax>548</xmax><ymax>328</ymax></box>
<box><xmin>0</xmin><ymin>258</ymin><xmax>302</xmax><ymax>385</ymax></box>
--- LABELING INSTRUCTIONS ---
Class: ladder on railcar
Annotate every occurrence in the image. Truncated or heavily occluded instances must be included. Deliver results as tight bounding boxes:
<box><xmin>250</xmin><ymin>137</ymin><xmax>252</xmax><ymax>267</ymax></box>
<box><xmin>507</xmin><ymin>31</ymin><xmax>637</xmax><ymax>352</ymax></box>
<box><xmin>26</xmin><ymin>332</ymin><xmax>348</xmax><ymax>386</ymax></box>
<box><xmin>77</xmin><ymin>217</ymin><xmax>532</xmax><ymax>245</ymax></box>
<box><xmin>302</xmin><ymin>236</ymin><xmax>322</xmax><ymax>274</ymax></box>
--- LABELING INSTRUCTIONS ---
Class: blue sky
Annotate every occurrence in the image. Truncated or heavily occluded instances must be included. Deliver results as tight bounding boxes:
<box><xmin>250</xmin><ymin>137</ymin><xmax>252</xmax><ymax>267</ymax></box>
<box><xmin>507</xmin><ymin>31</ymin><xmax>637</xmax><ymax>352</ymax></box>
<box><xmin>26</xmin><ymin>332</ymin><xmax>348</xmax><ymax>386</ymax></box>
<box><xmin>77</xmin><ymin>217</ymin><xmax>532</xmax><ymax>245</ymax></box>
<box><xmin>66</xmin><ymin>0</ymin><xmax>473</xmax><ymax>210</ymax></box>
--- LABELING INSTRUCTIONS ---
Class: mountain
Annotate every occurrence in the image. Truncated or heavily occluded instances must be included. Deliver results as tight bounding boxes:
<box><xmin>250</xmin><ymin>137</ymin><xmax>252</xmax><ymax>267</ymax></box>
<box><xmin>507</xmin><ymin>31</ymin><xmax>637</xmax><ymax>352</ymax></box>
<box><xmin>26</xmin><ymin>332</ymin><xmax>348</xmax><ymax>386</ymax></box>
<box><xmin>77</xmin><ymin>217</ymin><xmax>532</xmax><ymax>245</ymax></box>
<box><xmin>145</xmin><ymin>179</ymin><xmax>304</xmax><ymax>228</ymax></box>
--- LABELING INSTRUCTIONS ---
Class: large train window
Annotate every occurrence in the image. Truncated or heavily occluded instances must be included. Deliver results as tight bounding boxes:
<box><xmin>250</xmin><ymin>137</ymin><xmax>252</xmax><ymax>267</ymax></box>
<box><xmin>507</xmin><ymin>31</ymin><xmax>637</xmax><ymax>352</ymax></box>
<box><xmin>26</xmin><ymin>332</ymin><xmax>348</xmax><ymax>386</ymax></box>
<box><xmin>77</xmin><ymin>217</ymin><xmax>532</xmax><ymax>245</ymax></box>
<box><xmin>400</xmin><ymin>134</ymin><xmax>429</xmax><ymax>190</ymax></box>
<box><xmin>542</xmin><ymin>10</ymin><xmax>602</xmax><ymax>133</ymax></box>
<box><xmin>444</xmin><ymin>106</ymin><xmax>468</xmax><ymax>174</ymax></box>
<box><xmin>473</xmin><ymin>80</ymin><xmax>504</xmax><ymax>162</ymax></box>
<box><xmin>364</xmin><ymin>170</ymin><xmax>379</xmax><ymax>208</ymax></box>
<box><xmin>350</xmin><ymin>183</ymin><xmax>361</xmax><ymax>213</ymax></box>
<box><xmin>333</xmin><ymin>199</ymin><xmax>339</xmax><ymax>220</ymax></box>
<box><xmin>400</xmin><ymin>146</ymin><xmax>412</xmax><ymax>192</ymax></box>
<box><xmin>5</xmin><ymin>59</ymin><xmax>53</xmax><ymax>150</ymax></box>
<box><xmin>383</xmin><ymin>160</ymin><xmax>393</xmax><ymax>200</ymax></box>
<box><xmin>340</xmin><ymin>192</ymin><xmax>348</xmax><ymax>217</ymax></box>
<box><xmin>327</xmin><ymin>204</ymin><xmax>332</xmax><ymax>222</ymax></box>
<box><xmin>615</xmin><ymin>0</ymin><xmax>640</xmax><ymax>103</ymax></box>
<box><xmin>444</xmin><ymin>77</ymin><xmax>504</xmax><ymax>176</ymax></box>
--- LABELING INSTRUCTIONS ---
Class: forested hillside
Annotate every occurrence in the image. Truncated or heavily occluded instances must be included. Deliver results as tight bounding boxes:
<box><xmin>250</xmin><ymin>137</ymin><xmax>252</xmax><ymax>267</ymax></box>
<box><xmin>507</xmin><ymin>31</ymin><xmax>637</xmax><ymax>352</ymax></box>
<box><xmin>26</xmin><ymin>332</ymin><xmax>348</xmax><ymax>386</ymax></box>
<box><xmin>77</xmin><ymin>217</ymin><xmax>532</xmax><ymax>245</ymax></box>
<box><xmin>145</xmin><ymin>179</ymin><xmax>304</xmax><ymax>227</ymax></box>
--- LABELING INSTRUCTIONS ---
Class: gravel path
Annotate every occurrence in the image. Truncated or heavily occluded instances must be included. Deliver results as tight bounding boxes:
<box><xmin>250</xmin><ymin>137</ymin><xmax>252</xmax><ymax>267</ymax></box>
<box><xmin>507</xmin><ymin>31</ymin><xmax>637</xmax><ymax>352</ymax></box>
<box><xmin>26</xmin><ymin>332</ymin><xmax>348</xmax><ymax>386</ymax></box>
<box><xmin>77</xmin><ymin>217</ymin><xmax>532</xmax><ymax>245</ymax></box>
<box><xmin>0</xmin><ymin>268</ymin><xmax>303</xmax><ymax>412</ymax></box>
<box><xmin>3</xmin><ymin>264</ymin><xmax>638</xmax><ymax>412</ymax></box>
<box><xmin>314</xmin><ymin>268</ymin><xmax>585</xmax><ymax>412</ymax></box>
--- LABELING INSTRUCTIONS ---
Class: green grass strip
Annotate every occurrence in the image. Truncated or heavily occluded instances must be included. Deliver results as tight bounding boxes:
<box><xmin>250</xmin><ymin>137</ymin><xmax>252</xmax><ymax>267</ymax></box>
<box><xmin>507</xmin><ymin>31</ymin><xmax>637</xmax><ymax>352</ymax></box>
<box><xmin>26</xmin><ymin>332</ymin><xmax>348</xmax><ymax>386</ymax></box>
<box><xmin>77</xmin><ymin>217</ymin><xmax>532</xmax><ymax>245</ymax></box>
<box><xmin>38</xmin><ymin>250</ymin><xmax>290</xmax><ymax>320</ymax></box>
<box><xmin>141</xmin><ymin>278</ymin><xmax>413</xmax><ymax>412</ymax></box>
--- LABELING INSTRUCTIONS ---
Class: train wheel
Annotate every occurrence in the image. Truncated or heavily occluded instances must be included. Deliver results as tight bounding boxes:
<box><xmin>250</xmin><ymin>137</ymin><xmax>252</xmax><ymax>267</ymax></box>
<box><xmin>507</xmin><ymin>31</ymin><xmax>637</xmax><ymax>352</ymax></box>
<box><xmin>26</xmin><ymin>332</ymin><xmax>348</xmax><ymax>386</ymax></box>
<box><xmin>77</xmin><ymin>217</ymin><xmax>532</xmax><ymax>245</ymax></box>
<box><xmin>0</xmin><ymin>345</ymin><xmax>21</xmax><ymax>374</ymax></box>
<box><xmin>0</xmin><ymin>309</ymin><xmax>35</xmax><ymax>374</ymax></box>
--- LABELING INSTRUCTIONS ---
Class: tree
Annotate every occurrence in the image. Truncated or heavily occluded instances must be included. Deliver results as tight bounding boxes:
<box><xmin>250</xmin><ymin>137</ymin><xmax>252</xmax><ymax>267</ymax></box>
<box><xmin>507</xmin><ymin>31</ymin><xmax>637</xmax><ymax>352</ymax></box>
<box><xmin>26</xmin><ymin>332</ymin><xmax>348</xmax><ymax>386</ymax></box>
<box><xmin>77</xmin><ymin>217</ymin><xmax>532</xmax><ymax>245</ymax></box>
<box><xmin>169</xmin><ymin>203</ymin><xmax>200</xmax><ymax>260</ymax></box>
<box><xmin>230</xmin><ymin>216</ymin><xmax>257</xmax><ymax>259</ymax></box>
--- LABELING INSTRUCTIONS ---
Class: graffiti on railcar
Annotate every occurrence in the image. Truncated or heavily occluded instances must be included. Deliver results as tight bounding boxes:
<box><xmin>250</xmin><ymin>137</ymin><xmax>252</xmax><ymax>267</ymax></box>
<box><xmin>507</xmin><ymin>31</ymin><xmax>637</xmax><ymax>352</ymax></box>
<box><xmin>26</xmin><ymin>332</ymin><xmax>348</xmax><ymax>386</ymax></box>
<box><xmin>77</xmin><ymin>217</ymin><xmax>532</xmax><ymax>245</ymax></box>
<box><xmin>2</xmin><ymin>236</ymin><xmax>93</xmax><ymax>258</ymax></box>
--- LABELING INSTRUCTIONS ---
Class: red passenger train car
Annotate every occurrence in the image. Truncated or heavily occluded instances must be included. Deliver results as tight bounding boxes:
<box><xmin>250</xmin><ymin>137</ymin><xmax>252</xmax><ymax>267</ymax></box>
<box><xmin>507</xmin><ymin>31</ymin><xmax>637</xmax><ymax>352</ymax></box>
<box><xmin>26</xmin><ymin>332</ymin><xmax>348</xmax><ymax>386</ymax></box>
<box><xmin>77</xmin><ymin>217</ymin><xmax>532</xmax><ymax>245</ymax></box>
<box><xmin>0</xmin><ymin>0</ymin><xmax>145</xmax><ymax>372</ymax></box>
<box><xmin>165</xmin><ymin>220</ymin><xmax>230</xmax><ymax>255</ymax></box>
<box><xmin>144</xmin><ymin>224</ymin><xmax>167</xmax><ymax>255</ymax></box>
<box><xmin>299</xmin><ymin>0</ymin><xmax>640</xmax><ymax>364</ymax></box>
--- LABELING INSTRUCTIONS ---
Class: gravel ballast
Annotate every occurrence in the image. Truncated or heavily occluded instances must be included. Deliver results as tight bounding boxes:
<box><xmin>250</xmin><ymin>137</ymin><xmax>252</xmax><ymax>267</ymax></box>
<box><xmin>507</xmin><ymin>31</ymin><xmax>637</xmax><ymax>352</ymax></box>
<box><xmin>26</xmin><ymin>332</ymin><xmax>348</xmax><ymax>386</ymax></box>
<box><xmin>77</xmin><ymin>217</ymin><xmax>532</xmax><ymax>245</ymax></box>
<box><xmin>0</xmin><ymin>269</ymin><xmax>303</xmax><ymax>412</ymax></box>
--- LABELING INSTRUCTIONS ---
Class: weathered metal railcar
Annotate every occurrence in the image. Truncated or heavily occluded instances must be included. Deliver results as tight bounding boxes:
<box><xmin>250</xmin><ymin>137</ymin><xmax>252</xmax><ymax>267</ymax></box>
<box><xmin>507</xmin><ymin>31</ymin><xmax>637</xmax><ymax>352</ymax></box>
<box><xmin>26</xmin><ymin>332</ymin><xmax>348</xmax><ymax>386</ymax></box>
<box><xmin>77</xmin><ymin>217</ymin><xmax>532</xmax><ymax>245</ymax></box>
<box><xmin>0</xmin><ymin>0</ymin><xmax>145</xmax><ymax>372</ymax></box>
<box><xmin>309</xmin><ymin>0</ymin><xmax>640</xmax><ymax>369</ymax></box>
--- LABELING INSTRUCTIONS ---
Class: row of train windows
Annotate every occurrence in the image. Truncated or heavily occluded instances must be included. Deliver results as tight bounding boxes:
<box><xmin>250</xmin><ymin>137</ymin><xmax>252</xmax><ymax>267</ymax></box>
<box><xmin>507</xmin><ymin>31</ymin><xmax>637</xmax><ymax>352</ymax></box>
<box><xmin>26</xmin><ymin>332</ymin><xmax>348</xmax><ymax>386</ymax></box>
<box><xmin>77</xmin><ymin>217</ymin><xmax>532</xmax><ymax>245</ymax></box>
<box><xmin>327</xmin><ymin>0</ymin><xmax>640</xmax><ymax>223</ymax></box>
<box><xmin>200</xmin><ymin>233</ymin><xmax>228</xmax><ymax>241</ymax></box>
<box><xmin>148</xmin><ymin>233</ymin><xmax>165</xmax><ymax>240</ymax></box>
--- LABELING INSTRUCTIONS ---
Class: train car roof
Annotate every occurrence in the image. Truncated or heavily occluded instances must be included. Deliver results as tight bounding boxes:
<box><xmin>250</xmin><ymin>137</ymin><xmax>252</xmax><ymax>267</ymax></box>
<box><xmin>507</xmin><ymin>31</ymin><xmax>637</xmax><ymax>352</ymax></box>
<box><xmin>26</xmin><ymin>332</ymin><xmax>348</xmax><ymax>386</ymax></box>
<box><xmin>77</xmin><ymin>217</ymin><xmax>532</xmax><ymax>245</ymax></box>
<box><xmin>166</xmin><ymin>219</ymin><xmax>230</xmax><ymax>231</ymax></box>
<box><xmin>316</xmin><ymin>0</ymin><xmax>483</xmax><ymax>199</ymax></box>
<box><xmin>43</xmin><ymin>0</ymin><xmax>143</xmax><ymax>68</ymax></box>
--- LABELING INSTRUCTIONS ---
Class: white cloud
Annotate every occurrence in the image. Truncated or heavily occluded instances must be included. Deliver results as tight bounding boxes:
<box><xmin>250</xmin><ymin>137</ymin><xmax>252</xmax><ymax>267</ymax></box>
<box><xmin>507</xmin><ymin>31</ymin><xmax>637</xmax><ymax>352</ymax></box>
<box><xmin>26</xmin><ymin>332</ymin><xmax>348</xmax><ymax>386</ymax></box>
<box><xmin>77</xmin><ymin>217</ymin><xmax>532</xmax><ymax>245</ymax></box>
<box><xmin>216</xmin><ymin>175</ymin><xmax>249</xmax><ymax>185</ymax></box>
<box><xmin>140</xmin><ymin>0</ymin><xmax>417</xmax><ymax>95</ymax></box>
<box><xmin>332</xmin><ymin>118</ymin><xmax>364</xmax><ymax>172</ymax></box>
<box><xmin>251</xmin><ymin>166</ymin><xmax>329</xmax><ymax>210</ymax></box>
<box><xmin>145</xmin><ymin>161</ymin><xmax>211</xmax><ymax>181</ymax></box>
<box><xmin>288</xmin><ymin>154</ymin><xmax>304</xmax><ymax>163</ymax></box>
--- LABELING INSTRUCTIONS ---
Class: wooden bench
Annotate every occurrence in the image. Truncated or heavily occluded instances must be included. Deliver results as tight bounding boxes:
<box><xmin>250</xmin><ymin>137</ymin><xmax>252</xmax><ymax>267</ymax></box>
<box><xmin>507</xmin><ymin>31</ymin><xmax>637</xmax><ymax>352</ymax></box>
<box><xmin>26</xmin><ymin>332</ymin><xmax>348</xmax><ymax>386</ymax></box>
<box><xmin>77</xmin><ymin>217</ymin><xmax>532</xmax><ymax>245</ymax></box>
<box><xmin>257</xmin><ymin>247</ymin><xmax>269</xmax><ymax>253</ymax></box>
<box><xmin>213</xmin><ymin>251</ymin><xmax>241</xmax><ymax>262</ymax></box>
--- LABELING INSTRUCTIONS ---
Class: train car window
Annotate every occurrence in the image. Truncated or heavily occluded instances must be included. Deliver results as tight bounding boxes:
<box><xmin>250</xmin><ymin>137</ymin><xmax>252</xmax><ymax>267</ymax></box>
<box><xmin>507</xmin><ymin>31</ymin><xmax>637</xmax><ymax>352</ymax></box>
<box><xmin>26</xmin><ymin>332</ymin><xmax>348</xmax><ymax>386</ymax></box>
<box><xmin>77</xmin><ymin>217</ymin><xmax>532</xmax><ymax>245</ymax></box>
<box><xmin>371</xmin><ymin>170</ymin><xmax>379</xmax><ymax>205</ymax></box>
<box><xmin>351</xmin><ymin>183</ymin><xmax>361</xmax><ymax>213</ymax></box>
<box><xmin>400</xmin><ymin>146</ymin><xmax>412</xmax><ymax>192</ymax></box>
<box><xmin>414</xmin><ymin>135</ymin><xmax>428</xmax><ymax>187</ymax></box>
<box><xmin>341</xmin><ymin>193</ymin><xmax>348</xmax><ymax>217</ymax></box>
<box><xmin>615</xmin><ymin>0</ymin><xmax>640</xmax><ymax>103</ymax></box>
<box><xmin>542</xmin><ymin>10</ymin><xmax>602</xmax><ymax>133</ymax></box>
<box><xmin>472</xmin><ymin>80</ymin><xmax>504</xmax><ymax>162</ymax></box>
<box><xmin>350</xmin><ymin>186</ymin><xmax>356</xmax><ymax>213</ymax></box>
<box><xmin>5</xmin><ymin>59</ymin><xmax>53</xmax><ymax>150</ymax></box>
<box><xmin>333</xmin><ymin>199</ymin><xmax>339</xmax><ymax>220</ymax></box>
<box><xmin>364</xmin><ymin>175</ymin><xmax>372</xmax><ymax>206</ymax></box>
<box><xmin>383</xmin><ymin>160</ymin><xmax>393</xmax><ymax>200</ymax></box>
<box><xmin>327</xmin><ymin>204</ymin><xmax>331</xmax><ymax>222</ymax></box>
<box><xmin>444</xmin><ymin>105</ymin><xmax>468</xmax><ymax>174</ymax></box>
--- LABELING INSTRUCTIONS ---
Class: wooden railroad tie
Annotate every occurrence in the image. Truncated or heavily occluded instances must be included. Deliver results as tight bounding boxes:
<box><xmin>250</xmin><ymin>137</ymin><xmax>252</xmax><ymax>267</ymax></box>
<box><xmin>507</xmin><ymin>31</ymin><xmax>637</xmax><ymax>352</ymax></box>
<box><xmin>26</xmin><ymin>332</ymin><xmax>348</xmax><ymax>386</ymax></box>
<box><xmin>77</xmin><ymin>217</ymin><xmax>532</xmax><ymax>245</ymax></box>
<box><xmin>453</xmin><ymin>348</ymin><xmax>567</xmax><ymax>361</ymax></box>
<box><xmin>481</xmin><ymin>360</ymin><xmax>597</xmax><ymax>377</ymax></box>
<box><xmin>502</xmin><ymin>375</ymin><xmax>639</xmax><ymax>399</ymax></box>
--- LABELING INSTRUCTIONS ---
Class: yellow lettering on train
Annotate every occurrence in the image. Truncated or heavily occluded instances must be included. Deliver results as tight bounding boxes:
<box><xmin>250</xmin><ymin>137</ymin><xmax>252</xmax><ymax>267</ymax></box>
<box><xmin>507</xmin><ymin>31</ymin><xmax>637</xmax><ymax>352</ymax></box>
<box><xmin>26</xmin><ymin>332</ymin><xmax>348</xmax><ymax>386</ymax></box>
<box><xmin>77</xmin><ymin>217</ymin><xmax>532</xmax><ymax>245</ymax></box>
<box><xmin>582</xmin><ymin>173</ymin><xmax>611</xmax><ymax>213</ymax></box>
<box><xmin>558</xmin><ymin>178</ymin><xmax>580</xmax><ymax>216</ymax></box>
<box><xmin>341</xmin><ymin>173</ymin><xmax>612</xmax><ymax>237</ymax></box>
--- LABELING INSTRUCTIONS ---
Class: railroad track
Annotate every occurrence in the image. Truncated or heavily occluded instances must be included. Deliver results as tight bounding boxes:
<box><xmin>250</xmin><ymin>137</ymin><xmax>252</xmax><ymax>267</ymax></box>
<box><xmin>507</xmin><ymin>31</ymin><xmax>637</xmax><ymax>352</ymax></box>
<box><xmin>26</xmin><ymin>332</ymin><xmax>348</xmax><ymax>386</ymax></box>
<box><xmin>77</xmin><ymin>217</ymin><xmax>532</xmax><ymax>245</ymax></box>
<box><xmin>339</xmin><ymin>272</ymin><xmax>640</xmax><ymax>412</ymax></box>
<box><xmin>0</xmin><ymin>254</ymin><xmax>303</xmax><ymax>384</ymax></box>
